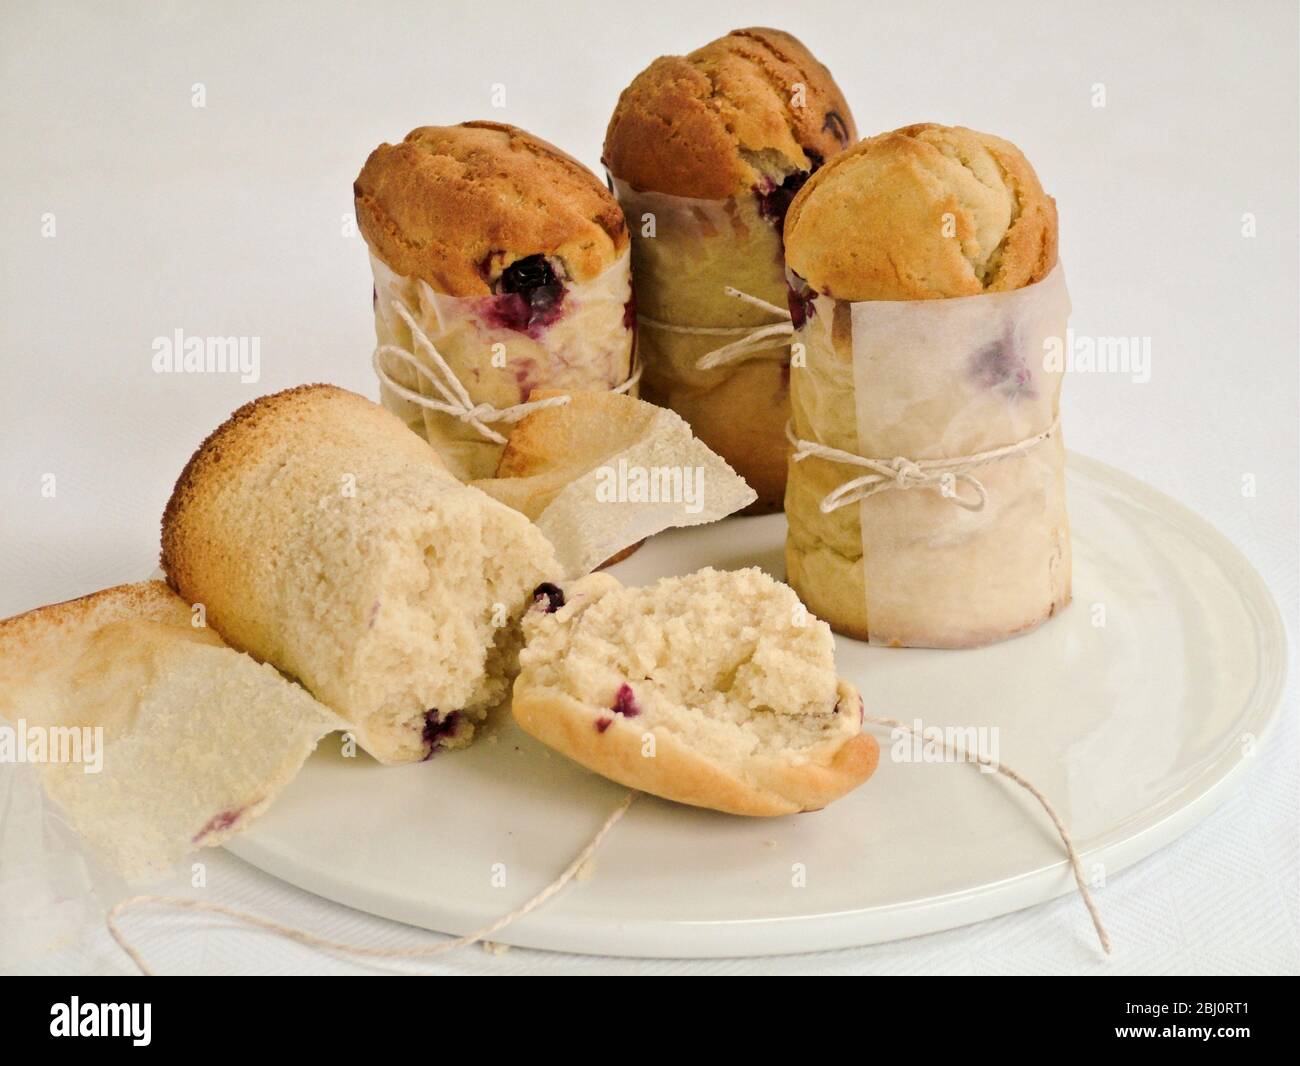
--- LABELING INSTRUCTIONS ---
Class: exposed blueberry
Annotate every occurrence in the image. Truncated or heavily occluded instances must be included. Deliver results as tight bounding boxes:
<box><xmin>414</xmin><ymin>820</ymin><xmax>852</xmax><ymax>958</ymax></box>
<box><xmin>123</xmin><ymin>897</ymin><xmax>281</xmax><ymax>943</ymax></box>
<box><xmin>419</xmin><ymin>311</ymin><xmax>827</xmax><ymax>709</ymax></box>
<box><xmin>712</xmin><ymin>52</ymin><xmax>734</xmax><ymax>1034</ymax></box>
<box><xmin>484</xmin><ymin>255</ymin><xmax>566</xmax><ymax>335</ymax></box>
<box><xmin>756</xmin><ymin>172</ymin><xmax>810</xmax><ymax>229</ymax></box>
<box><xmin>595</xmin><ymin>716</ymin><xmax>612</xmax><ymax>733</ymax></box>
<box><xmin>500</xmin><ymin>254</ymin><xmax>557</xmax><ymax>294</ymax></box>
<box><xmin>756</xmin><ymin>150</ymin><xmax>825</xmax><ymax>232</ymax></box>
<box><xmin>533</xmin><ymin>582</ymin><xmax>565</xmax><ymax>613</ymax></box>
<box><xmin>611</xmin><ymin>682</ymin><xmax>640</xmax><ymax>718</ymax></box>
<box><xmin>422</xmin><ymin>709</ymin><xmax>461</xmax><ymax>758</ymax></box>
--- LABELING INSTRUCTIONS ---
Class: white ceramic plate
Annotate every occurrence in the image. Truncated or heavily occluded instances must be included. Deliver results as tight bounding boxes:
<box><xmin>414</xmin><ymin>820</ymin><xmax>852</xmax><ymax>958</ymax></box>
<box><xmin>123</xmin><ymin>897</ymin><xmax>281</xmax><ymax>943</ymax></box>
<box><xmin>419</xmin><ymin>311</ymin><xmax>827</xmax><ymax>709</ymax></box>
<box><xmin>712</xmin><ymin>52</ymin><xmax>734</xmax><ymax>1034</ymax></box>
<box><xmin>227</xmin><ymin>454</ymin><xmax>1288</xmax><ymax>957</ymax></box>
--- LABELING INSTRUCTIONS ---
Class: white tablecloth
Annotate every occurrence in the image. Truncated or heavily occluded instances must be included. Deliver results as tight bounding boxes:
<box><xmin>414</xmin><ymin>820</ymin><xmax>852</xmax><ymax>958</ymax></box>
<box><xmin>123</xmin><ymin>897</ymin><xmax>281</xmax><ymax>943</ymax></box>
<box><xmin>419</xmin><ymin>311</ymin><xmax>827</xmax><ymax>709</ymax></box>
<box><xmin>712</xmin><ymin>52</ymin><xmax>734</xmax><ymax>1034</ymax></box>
<box><xmin>1</xmin><ymin>0</ymin><xmax>1295</xmax><ymax>975</ymax></box>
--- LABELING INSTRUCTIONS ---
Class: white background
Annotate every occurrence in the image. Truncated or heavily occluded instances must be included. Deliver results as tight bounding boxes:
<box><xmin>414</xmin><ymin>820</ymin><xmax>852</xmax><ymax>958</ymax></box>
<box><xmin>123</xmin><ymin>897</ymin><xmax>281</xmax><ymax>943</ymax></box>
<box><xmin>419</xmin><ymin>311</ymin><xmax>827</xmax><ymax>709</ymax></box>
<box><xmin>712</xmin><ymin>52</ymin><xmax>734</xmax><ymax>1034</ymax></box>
<box><xmin>1</xmin><ymin>0</ymin><xmax>1296</xmax><ymax>974</ymax></box>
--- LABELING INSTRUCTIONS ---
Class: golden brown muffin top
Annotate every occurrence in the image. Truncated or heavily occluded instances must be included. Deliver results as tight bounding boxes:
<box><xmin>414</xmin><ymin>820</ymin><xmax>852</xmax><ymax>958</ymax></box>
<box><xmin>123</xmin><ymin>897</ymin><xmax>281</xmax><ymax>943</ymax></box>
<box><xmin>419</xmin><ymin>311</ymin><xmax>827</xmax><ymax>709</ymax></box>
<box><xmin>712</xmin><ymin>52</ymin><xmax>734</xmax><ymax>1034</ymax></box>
<box><xmin>785</xmin><ymin>124</ymin><xmax>1059</xmax><ymax>300</ymax></box>
<box><xmin>603</xmin><ymin>28</ymin><xmax>856</xmax><ymax>199</ymax></box>
<box><xmin>355</xmin><ymin>122</ymin><xmax>629</xmax><ymax>297</ymax></box>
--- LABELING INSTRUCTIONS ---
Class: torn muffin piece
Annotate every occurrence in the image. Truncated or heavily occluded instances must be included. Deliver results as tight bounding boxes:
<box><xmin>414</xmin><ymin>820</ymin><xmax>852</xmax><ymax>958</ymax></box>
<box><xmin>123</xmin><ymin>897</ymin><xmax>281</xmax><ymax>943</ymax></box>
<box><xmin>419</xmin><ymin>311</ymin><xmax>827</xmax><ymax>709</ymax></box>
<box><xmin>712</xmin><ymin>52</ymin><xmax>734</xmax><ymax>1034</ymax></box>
<box><xmin>512</xmin><ymin>568</ymin><xmax>877</xmax><ymax>816</ymax></box>
<box><xmin>161</xmin><ymin>385</ymin><xmax>560</xmax><ymax>764</ymax></box>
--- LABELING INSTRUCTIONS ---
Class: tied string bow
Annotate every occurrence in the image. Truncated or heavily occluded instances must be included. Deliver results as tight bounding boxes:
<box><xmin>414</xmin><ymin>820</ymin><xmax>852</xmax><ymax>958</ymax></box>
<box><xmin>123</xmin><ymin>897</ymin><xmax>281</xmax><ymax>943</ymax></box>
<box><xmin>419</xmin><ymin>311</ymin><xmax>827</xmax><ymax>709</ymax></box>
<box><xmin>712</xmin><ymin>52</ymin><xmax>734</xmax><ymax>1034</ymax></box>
<box><xmin>638</xmin><ymin>287</ymin><xmax>794</xmax><ymax>371</ymax></box>
<box><xmin>788</xmin><ymin>415</ymin><xmax>1062</xmax><ymax>515</ymax></box>
<box><xmin>374</xmin><ymin>299</ymin><xmax>640</xmax><ymax>446</ymax></box>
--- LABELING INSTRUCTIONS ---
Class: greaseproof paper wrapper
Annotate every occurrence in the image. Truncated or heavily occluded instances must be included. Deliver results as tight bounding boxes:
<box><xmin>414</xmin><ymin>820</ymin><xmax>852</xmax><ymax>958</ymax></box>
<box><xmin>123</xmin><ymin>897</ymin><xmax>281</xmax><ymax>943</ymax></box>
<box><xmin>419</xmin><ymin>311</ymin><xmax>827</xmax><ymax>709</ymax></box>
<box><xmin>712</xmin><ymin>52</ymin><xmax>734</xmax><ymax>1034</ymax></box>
<box><xmin>372</xmin><ymin>248</ymin><xmax>634</xmax><ymax>482</ymax></box>
<box><xmin>787</xmin><ymin>265</ymin><xmax>1072</xmax><ymax>648</ymax></box>
<box><xmin>472</xmin><ymin>391</ymin><xmax>757</xmax><ymax>578</ymax></box>
<box><xmin>0</xmin><ymin>585</ymin><xmax>344</xmax><ymax>883</ymax></box>
<box><xmin>0</xmin><ymin>761</ymin><xmax>105</xmax><ymax>967</ymax></box>
<box><xmin>610</xmin><ymin>177</ymin><xmax>793</xmax><ymax>505</ymax></box>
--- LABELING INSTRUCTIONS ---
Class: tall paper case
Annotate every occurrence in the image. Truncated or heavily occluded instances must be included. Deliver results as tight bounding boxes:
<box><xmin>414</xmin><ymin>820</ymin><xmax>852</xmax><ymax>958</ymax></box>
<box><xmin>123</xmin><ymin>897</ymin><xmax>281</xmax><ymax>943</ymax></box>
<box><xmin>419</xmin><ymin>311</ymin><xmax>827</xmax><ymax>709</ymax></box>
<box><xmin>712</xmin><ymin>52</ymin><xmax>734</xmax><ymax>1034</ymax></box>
<box><xmin>785</xmin><ymin>266</ymin><xmax>1072</xmax><ymax>648</ymax></box>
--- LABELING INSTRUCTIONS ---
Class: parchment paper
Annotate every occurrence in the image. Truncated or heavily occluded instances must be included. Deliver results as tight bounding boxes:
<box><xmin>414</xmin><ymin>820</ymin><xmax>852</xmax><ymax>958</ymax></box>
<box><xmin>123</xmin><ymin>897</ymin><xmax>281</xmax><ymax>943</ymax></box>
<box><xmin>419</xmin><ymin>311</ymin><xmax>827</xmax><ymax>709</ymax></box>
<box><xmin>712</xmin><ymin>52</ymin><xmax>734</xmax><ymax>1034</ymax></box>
<box><xmin>473</xmin><ymin>391</ymin><xmax>757</xmax><ymax>578</ymax></box>
<box><xmin>610</xmin><ymin>177</ymin><xmax>795</xmax><ymax>504</ymax></box>
<box><xmin>789</xmin><ymin>265</ymin><xmax>1072</xmax><ymax>647</ymax></box>
<box><xmin>372</xmin><ymin>249</ymin><xmax>634</xmax><ymax>481</ymax></box>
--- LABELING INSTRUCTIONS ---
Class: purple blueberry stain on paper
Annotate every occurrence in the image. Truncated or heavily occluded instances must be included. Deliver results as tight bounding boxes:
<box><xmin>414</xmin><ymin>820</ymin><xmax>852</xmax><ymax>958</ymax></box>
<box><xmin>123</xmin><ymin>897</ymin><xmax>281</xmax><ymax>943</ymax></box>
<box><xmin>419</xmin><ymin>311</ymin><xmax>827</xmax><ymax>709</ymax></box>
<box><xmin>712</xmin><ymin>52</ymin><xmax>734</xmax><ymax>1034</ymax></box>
<box><xmin>969</xmin><ymin>332</ymin><xmax>1036</xmax><ymax>398</ymax></box>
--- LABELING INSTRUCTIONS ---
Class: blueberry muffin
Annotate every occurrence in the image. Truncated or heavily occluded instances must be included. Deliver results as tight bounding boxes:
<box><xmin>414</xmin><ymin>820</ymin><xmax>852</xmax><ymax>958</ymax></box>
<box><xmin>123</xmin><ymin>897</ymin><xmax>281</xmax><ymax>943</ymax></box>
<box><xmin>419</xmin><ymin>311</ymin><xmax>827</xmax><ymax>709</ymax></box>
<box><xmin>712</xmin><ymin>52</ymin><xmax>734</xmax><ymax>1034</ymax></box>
<box><xmin>355</xmin><ymin>121</ymin><xmax>635</xmax><ymax>481</ymax></box>
<box><xmin>783</xmin><ymin>124</ymin><xmax>1069</xmax><ymax>647</ymax></box>
<box><xmin>161</xmin><ymin>385</ymin><xmax>561</xmax><ymax>764</ymax></box>
<box><xmin>513</xmin><ymin>568</ymin><xmax>878</xmax><ymax>815</ymax></box>
<box><xmin>603</xmin><ymin>28</ymin><xmax>855</xmax><ymax>513</ymax></box>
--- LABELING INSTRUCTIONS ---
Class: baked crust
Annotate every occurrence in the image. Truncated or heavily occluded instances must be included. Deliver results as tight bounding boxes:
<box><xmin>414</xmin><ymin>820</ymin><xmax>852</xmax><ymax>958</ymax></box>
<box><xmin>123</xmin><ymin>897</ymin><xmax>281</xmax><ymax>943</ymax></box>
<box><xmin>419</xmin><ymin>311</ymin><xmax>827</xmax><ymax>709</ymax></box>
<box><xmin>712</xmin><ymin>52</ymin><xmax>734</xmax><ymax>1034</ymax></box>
<box><xmin>355</xmin><ymin>121</ymin><xmax>629</xmax><ymax>296</ymax></box>
<box><xmin>491</xmin><ymin>390</ymin><xmax>647</xmax><ymax>486</ymax></box>
<box><xmin>160</xmin><ymin>383</ymin><xmax>447</xmax><ymax>613</ymax></box>
<box><xmin>603</xmin><ymin>27</ymin><xmax>856</xmax><ymax>199</ymax></box>
<box><xmin>0</xmin><ymin>580</ymin><xmax>189</xmax><ymax>641</ymax></box>
<box><xmin>0</xmin><ymin>581</ymin><xmax>204</xmax><ymax>710</ymax></box>
<box><xmin>513</xmin><ymin>679</ymin><xmax>878</xmax><ymax>817</ymax></box>
<box><xmin>473</xmin><ymin>389</ymin><xmax>647</xmax><ymax>564</ymax></box>
<box><xmin>785</xmin><ymin>123</ymin><xmax>1058</xmax><ymax>300</ymax></box>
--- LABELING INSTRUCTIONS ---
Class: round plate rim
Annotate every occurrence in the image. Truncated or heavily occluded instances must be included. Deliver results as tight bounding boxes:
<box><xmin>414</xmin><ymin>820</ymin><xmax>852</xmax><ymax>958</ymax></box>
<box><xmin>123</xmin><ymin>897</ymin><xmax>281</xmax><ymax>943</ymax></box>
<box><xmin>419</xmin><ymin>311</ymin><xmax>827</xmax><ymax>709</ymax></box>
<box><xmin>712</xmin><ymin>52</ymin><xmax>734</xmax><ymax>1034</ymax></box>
<box><xmin>225</xmin><ymin>451</ymin><xmax>1290</xmax><ymax>958</ymax></box>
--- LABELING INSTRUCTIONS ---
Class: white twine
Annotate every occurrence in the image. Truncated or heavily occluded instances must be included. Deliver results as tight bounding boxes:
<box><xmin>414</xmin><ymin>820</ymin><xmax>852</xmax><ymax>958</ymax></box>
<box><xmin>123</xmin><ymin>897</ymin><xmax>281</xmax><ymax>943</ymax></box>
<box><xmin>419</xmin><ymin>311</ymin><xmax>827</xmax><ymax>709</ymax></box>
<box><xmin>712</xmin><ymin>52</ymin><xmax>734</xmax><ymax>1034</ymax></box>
<box><xmin>105</xmin><ymin>718</ymin><xmax>1110</xmax><ymax>968</ymax></box>
<box><xmin>374</xmin><ymin>300</ymin><xmax>640</xmax><ymax>446</ymax></box>
<box><xmin>864</xmin><ymin>713</ymin><xmax>1111</xmax><ymax>955</ymax></box>
<box><xmin>638</xmin><ymin>286</ymin><xmax>794</xmax><ymax>371</ymax></box>
<box><xmin>613</xmin><ymin>360</ymin><xmax>642</xmax><ymax>395</ymax></box>
<box><xmin>789</xmin><ymin>414</ymin><xmax>1062</xmax><ymax>515</ymax></box>
<box><xmin>107</xmin><ymin>791</ymin><xmax>636</xmax><ymax>976</ymax></box>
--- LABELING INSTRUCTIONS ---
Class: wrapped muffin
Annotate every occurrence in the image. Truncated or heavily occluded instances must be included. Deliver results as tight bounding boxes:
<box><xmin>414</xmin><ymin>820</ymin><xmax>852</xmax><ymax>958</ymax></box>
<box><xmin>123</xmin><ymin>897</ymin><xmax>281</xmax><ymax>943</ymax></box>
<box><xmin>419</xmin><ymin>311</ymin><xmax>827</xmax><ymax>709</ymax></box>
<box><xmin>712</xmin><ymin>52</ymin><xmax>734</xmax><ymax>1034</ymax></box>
<box><xmin>355</xmin><ymin>121</ymin><xmax>636</xmax><ymax>481</ymax></box>
<box><xmin>603</xmin><ymin>28</ymin><xmax>855</xmax><ymax>512</ymax></box>
<box><xmin>783</xmin><ymin>124</ymin><xmax>1070</xmax><ymax>647</ymax></box>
